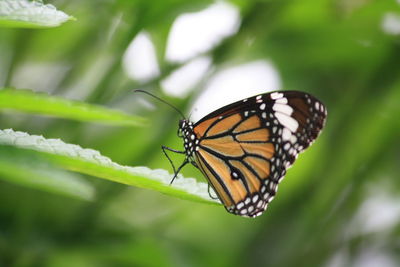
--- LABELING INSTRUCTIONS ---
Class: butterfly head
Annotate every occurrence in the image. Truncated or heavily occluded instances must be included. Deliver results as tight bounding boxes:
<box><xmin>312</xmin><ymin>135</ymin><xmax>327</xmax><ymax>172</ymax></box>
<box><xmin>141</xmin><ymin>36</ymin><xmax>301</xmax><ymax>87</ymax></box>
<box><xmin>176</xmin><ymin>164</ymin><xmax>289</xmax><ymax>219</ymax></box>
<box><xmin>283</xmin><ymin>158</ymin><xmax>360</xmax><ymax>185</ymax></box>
<box><xmin>178</xmin><ymin>119</ymin><xmax>199</xmax><ymax>158</ymax></box>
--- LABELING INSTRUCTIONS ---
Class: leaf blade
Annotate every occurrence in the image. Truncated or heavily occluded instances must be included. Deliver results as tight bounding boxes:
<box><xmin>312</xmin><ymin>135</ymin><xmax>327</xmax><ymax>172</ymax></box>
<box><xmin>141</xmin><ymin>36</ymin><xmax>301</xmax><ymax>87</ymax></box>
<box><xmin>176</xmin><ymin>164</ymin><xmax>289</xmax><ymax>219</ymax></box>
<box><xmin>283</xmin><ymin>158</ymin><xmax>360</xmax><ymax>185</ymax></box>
<box><xmin>0</xmin><ymin>89</ymin><xmax>147</xmax><ymax>126</ymax></box>
<box><xmin>0</xmin><ymin>128</ymin><xmax>219</xmax><ymax>205</ymax></box>
<box><xmin>0</xmin><ymin>0</ymin><xmax>74</xmax><ymax>28</ymax></box>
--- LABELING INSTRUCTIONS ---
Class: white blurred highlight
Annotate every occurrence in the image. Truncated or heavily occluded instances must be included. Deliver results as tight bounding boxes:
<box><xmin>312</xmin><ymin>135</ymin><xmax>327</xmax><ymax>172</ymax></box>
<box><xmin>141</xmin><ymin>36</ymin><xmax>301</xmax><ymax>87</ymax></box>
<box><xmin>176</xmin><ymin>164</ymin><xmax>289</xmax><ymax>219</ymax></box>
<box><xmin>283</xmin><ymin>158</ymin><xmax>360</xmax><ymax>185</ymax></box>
<box><xmin>325</xmin><ymin>249</ymin><xmax>348</xmax><ymax>267</ymax></box>
<box><xmin>190</xmin><ymin>60</ymin><xmax>281</xmax><ymax>122</ymax></box>
<box><xmin>165</xmin><ymin>2</ymin><xmax>240</xmax><ymax>63</ymax></box>
<box><xmin>326</xmin><ymin>248</ymin><xmax>397</xmax><ymax>267</ymax></box>
<box><xmin>353</xmin><ymin>249</ymin><xmax>397</xmax><ymax>267</ymax></box>
<box><xmin>349</xmin><ymin>190</ymin><xmax>400</xmax><ymax>235</ymax></box>
<box><xmin>161</xmin><ymin>56</ymin><xmax>212</xmax><ymax>98</ymax></box>
<box><xmin>123</xmin><ymin>32</ymin><xmax>160</xmax><ymax>81</ymax></box>
<box><xmin>382</xmin><ymin>13</ymin><xmax>400</xmax><ymax>35</ymax></box>
<box><xmin>10</xmin><ymin>62</ymin><xmax>69</xmax><ymax>93</ymax></box>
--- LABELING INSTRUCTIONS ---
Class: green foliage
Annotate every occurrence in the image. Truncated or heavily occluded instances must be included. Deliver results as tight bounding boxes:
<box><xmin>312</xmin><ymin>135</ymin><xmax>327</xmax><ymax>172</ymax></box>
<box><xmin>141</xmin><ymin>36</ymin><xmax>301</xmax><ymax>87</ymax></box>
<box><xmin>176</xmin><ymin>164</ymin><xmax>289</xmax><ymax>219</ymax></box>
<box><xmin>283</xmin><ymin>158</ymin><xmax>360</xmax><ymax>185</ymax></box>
<box><xmin>0</xmin><ymin>0</ymin><xmax>399</xmax><ymax>266</ymax></box>
<box><xmin>0</xmin><ymin>88</ymin><xmax>147</xmax><ymax>126</ymax></box>
<box><xmin>0</xmin><ymin>145</ymin><xmax>95</xmax><ymax>201</ymax></box>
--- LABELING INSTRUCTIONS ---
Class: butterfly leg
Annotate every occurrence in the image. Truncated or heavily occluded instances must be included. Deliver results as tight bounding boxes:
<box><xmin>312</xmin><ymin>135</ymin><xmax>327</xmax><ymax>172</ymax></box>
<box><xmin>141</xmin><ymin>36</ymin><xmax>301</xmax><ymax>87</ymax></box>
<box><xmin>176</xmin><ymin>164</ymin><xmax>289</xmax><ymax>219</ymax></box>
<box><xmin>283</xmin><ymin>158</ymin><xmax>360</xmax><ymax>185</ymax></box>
<box><xmin>161</xmin><ymin>145</ymin><xmax>187</xmax><ymax>185</ymax></box>
<box><xmin>161</xmin><ymin>145</ymin><xmax>184</xmax><ymax>174</ymax></box>
<box><xmin>169</xmin><ymin>159</ymin><xmax>189</xmax><ymax>185</ymax></box>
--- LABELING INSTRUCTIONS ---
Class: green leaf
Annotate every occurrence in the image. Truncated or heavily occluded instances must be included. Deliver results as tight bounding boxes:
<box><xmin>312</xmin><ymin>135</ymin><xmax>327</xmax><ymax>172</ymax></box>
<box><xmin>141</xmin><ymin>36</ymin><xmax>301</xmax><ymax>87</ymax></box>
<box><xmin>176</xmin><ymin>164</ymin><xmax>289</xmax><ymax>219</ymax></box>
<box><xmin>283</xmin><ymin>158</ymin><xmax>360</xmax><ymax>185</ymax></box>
<box><xmin>0</xmin><ymin>128</ymin><xmax>219</xmax><ymax>206</ymax></box>
<box><xmin>0</xmin><ymin>145</ymin><xmax>95</xmax><ymax>201</ymax></box>
<box><xmin>0</xmin><ymin>89</ymin><xmax>147</xmax><ymax>126</ymax></box>
<box><xmin>0</xmin><ymin>0</ymin><xmax>75</xmax><ymax>28</ymax></box>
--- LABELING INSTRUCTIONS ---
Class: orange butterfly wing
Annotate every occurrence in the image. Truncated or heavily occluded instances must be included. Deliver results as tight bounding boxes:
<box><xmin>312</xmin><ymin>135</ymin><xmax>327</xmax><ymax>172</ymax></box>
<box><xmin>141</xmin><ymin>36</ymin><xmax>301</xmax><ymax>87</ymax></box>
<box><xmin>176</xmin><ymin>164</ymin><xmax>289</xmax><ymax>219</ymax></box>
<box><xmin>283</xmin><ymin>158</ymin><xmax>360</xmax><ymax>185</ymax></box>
<box><xmin>192</xmin><ymin>91</ymin><xmax>326</xmax><ymax>217</ymax></box>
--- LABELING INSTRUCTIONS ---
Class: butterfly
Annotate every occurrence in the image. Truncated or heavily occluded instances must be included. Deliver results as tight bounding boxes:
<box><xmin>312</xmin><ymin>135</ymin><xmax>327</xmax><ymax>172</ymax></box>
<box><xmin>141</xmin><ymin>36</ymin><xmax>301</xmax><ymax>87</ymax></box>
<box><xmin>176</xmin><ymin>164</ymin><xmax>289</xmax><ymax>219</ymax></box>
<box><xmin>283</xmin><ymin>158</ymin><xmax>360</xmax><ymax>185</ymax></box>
<box><xmin>137</xmin><ymin>90</ymin><xmax>327</xmax><ymax>217</ymax></box>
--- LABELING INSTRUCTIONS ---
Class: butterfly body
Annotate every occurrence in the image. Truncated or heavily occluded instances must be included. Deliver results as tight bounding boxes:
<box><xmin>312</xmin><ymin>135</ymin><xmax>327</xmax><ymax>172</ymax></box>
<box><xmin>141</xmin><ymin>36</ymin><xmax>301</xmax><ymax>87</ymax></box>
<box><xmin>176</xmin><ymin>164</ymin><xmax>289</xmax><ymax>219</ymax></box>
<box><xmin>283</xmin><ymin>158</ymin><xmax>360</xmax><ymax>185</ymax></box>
<box><xmin>173</xmin><ymin>91</ymin><xmax>326</xmax><ymax>217</ymax></box>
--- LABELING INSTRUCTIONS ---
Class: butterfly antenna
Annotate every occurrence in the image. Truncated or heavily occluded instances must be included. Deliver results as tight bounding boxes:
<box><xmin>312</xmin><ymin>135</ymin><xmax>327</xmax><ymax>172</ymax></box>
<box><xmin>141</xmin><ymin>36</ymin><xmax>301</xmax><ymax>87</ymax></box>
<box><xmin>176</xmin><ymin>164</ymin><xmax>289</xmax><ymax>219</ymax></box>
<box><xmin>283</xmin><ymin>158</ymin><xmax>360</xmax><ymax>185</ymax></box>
<box><xmin>134</xmin><ymin>89</ymin><xmax>185</xmax><ymax>119</ymax></box>
<box><xmin>187</xmin><ymin>109</ymin><xmax>193</xmax><ymax>121</ymax></box>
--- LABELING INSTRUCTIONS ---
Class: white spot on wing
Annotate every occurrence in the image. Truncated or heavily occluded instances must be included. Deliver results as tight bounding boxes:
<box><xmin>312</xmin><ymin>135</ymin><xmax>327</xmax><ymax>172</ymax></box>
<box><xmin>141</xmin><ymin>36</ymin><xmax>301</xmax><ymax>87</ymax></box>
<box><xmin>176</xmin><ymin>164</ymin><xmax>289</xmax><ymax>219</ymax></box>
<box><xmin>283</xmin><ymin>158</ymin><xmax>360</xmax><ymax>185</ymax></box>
<box><xmin>252</xmin><ymin>195</ymin><xmax>259</xmax><ymax>202</ymax></box>
<box><xmin>282</xmin><ymin>128</ymin><xmax>291</xmax><ymax>141</ymax></box>
<box><xmin>273</xmin><ymin>103</ymin><xmax>293</xmax><ymax>116</ymax></box>
<box><xmin>275</xmin><ymin>97</ymin><xmax>288</xmax><ymax>104</ymax></box>
<box><xmin>261</xmin><ymin>186</ymin><xmax>266</xmax><ymax>193</ymax></box>
<box><xmin>275</xmin><ymin>113</ymin><xmax>299</xmax><ymax>132</ymax></box>
<box><xmin>284</xmin><ymin>143</ymin><xmax>290</xmax><ymax>150</ymax></box>
<box><xmin>270</xmin><ymin>92</ymin><xmax>283</xmax><ymax>100</ymax></box>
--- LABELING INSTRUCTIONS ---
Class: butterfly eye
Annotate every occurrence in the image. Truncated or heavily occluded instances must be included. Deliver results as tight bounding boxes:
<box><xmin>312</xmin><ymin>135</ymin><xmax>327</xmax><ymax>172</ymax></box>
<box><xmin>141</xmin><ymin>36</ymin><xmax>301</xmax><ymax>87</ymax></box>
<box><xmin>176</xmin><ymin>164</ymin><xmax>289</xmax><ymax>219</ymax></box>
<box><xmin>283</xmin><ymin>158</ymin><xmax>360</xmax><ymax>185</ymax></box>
<box><xmin>177</xmin><ymin>120</ymin><xmax>186</xmax><ymax>137</ymax></box>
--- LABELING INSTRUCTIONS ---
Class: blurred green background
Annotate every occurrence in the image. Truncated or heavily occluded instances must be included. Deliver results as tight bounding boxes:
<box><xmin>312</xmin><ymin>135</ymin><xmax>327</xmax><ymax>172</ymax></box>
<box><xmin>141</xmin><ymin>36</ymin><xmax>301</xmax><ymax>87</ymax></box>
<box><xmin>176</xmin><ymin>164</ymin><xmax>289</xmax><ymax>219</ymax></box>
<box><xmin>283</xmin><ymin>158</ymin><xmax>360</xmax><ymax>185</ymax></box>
<box><xmin>1</xmin><ymin>0</ymin><xmax>400</xmax><ymax>266</ymax></box>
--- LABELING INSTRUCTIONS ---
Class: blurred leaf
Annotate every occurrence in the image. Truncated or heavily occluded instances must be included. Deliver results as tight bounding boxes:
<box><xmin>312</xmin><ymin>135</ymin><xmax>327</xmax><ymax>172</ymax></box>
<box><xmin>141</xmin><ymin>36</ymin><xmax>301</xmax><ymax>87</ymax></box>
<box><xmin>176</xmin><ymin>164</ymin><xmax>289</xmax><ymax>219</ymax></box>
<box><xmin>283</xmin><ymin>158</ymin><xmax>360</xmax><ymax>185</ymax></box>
<box><xmin>46</xmin><ymin>237</ymin><xmax>174</xmax><ymax>267</ymax></box>
<box><xmin>0</xmin><ymin>0</ymin><xmax>74</xmax><ymax>28</ymax></box>
<box><xmin>0</xmin><ymin>128</ymin><xmax>219</xmax><ymax>206</ymax></box>
<box><xmin>0</xmin><ymin>145</ymin><xmax>95</xmax><ymax>201</ymax></box>
<box><xmin>0</xmin><ymin>89</ymin><xmax>147</xmax><ymax>126</ymax></box>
